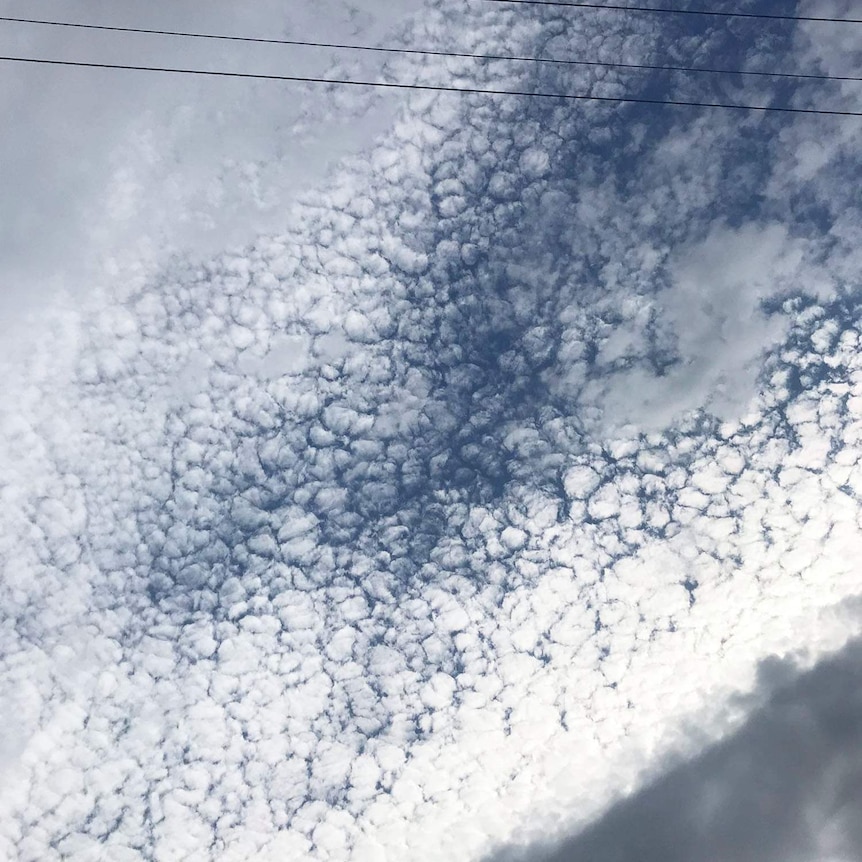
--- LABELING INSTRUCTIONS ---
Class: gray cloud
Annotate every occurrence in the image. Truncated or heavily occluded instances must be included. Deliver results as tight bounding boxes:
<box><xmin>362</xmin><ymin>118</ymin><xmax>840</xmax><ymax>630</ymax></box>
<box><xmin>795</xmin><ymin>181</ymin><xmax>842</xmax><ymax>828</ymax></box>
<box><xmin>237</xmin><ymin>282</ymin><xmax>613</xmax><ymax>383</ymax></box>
<box><xmin>486</xmin><ymin>635</ymin><xmax>862</xmax><ymax>862</ymax></box>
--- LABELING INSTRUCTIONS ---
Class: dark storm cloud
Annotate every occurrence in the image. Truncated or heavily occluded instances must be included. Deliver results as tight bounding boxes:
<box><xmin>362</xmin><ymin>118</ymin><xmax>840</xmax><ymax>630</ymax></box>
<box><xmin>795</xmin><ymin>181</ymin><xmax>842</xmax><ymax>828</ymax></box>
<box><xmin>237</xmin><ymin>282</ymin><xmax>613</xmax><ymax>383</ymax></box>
<box><xmin>487</xmin><ymin>634</ymin><xmax>862</xmax><ymax>862</ymax></box>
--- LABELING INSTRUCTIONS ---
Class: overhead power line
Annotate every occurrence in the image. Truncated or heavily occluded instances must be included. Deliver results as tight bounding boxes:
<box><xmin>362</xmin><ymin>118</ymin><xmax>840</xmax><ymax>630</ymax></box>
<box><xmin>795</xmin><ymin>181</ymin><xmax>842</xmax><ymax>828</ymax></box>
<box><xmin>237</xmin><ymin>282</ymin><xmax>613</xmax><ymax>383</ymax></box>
<box><xmin>482</xmin><ymin>0</ymin><xmax>862</xmax><ymax>24</ymax></box>
<box><xmin>1</xmin><ymin>14</ymin><xmax>860</xmax><ymax>84</ymax></box>
<box><xmin>2</xmin><ymin>55</ymin><xmax>860</xmax><ymax>117</ymax></box>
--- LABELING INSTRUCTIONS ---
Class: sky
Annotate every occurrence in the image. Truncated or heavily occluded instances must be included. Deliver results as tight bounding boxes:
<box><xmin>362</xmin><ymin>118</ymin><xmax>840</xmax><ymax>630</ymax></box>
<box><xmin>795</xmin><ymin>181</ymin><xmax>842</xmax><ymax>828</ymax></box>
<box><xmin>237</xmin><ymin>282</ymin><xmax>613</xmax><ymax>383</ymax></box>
<box><xmin>0</xmin><ymin>0</ymin><xmax>426</xmax><ymax>330</ymax></box>
<box><xmin>1</xmin><ymin>1</ymin><xmax>862</xmax><ymax>861</ymax></box>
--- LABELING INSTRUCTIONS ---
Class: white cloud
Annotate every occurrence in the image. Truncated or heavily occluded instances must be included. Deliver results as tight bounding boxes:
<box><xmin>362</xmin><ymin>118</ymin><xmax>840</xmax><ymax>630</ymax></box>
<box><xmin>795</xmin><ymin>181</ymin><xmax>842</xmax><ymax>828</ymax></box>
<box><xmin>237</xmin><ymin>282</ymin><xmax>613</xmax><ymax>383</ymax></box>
<box><xmin>0</xmin><ymin>0</ymin><xmax>426</xmax><ymax>346</ymax></box>
<box><xmin>578</xmin><ymin>222</ymin><xmax>833</xmax><ymax>433</ymax></box>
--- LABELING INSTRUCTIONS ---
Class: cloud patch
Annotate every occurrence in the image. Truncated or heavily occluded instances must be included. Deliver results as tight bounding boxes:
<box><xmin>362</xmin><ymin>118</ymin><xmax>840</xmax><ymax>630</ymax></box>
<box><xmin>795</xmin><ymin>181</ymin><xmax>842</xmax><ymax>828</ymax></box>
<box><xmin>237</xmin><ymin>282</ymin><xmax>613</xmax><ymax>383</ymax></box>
<box><xmin>589</xmin><ymin>222</ymin><xmax>833</xmax><ymax>431</ymax></box>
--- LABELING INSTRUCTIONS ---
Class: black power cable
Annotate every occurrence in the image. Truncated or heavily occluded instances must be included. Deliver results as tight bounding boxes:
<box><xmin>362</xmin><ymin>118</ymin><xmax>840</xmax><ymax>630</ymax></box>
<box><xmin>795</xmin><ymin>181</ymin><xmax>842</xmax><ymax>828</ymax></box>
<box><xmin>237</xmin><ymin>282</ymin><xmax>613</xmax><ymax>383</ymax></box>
<box><xmin>481</xmin><ymin>0</ymin><xmax>862</xmax><ymax>24</ymax></box>
<box><xmin>2</xmin><ymin>54</ymin><xmax>860</xmax><ymax>116</ymax></box>
<box><xmin>1</xmin><ymin>14</ymin><xmax>860</xmax><ymax>83</ymax></box>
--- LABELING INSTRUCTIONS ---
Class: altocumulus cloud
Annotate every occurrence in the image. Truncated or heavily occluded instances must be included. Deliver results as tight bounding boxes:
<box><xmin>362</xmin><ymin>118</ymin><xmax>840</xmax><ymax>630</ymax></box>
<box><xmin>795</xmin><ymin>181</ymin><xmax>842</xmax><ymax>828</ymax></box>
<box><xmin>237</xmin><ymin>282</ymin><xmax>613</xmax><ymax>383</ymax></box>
<box><xmin>1</xmin><ymin>0</ymin><xmax>862</xmax><ymax>860</ymax></box>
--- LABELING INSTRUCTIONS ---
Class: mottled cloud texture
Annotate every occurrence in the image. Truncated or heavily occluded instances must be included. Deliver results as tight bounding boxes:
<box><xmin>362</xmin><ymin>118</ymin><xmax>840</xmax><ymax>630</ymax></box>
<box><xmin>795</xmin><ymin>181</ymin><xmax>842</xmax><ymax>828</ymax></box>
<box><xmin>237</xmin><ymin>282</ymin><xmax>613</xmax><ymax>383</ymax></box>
<box><xmin>1</xmin><ymin>0</ymin><xmax>862</xmax><ymax>860</ymax></box>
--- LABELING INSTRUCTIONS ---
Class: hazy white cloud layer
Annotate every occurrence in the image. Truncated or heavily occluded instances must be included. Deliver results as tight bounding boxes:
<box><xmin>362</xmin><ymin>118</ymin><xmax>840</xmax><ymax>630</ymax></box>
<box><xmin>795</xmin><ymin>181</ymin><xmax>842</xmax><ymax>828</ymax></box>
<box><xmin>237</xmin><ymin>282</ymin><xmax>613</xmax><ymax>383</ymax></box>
<box><xmin>0</xmin><ymin>0</ymin><xmax>425</xmax><ymax>331</ymax></box>
<box><xmin>2</xmin><ymin>0</ymin><xmax>862</xmax><ymax>860</ymax></box>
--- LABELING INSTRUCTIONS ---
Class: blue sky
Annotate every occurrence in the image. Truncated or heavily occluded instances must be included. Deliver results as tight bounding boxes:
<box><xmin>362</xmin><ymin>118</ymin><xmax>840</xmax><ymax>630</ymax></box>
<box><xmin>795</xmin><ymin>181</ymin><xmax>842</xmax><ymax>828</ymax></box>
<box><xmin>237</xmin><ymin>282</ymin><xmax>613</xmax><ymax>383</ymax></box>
<box><xmin>1</xmin><ymin>1</ymin><xmax>862</xmax><ymax>860</ymax></box>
